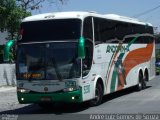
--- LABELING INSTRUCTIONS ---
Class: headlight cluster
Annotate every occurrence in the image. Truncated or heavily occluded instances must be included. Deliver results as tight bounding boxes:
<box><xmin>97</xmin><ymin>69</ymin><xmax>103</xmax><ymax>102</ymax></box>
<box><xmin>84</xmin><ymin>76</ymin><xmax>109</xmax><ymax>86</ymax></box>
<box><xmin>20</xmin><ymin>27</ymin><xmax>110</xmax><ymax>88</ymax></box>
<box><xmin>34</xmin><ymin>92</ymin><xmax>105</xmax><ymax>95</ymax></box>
<box><xmin>17</xmin><ymin>88</ymin><xmax>30</xmax><ymax>93</ymax></box>
<box><xmin>63</xmin><ymin>81</ymin><xmax>79</xmax><ymax>92</ymax></box>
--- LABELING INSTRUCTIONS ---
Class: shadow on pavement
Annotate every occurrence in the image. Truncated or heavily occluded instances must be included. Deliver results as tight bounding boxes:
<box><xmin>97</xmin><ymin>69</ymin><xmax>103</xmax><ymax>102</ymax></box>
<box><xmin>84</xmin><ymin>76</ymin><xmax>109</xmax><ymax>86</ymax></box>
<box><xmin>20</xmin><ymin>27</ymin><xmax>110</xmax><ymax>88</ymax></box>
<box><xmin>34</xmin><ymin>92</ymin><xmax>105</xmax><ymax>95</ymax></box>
<box><xmin>0</xmin><ymin>102</ymin><xmax>90</xmax><ymax>115</ymax></box>
<box><xmin>102</xmin><ymin>86</ymin><xmax>152</xmax><ymax>104</ymax></box>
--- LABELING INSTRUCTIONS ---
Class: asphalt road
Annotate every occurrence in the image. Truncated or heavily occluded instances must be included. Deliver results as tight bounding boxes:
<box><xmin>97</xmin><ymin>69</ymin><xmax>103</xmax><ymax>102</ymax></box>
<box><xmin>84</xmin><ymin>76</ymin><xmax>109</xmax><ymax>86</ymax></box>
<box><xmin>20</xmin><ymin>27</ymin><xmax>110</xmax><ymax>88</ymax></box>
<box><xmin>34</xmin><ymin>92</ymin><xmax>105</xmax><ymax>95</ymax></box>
<box><xmin>0</xmin><ymin>76</ymin><xmax>160</xmax><ymax>120</ymax></box>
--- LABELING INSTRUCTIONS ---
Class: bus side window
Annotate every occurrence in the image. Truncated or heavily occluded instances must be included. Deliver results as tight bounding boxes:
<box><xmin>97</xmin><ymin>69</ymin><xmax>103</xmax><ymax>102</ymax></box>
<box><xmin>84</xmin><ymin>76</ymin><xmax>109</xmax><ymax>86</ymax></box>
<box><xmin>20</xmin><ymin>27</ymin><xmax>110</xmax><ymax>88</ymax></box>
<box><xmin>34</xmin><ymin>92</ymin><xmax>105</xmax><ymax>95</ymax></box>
<box><xmin>94</xmin><ymin>17</ymin><xmax>118</xmax><ymax>44</ymax></box>
<box><xmin>94</xmin><ymin>17</ymin><xmax>101</xmax><ymax>44</ymax></box>
<box><xmin>83</xmin><ymin>17</ymin><xmax>93</xmax><ymax>41</ymax></box>
<box><xmin>82</xmin><ymin>39</ymin><xmax>93</xmax><ymax>77</ymax></box>
<box><xmin>83</xmin><ymin>17</ymin><xmax>94</xmax><ymax>77</ymax></box>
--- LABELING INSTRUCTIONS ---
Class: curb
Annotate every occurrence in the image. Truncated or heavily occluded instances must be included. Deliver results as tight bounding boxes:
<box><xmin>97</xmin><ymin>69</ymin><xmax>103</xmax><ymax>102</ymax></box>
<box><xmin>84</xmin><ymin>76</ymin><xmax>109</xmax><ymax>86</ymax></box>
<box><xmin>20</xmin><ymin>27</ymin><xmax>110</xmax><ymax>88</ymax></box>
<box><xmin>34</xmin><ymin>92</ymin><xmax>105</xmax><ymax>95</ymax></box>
<box><xmin>0</xmin><ymin>86</ymin><xmax>16</xmax><ymax>92</ymax></box>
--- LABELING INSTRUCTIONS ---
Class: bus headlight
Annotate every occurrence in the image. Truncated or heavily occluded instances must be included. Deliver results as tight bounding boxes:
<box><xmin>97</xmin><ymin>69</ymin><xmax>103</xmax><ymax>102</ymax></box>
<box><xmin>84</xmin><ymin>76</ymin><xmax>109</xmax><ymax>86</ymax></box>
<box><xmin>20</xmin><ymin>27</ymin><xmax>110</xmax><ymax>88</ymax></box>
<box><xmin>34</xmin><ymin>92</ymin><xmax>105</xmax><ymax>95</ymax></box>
<box><xmin>63</xmin><ymin>86</ymin><xmax>79</xmax><ymax>92</ymax></box>
<box><xmin>17</xmin><ymin>88</ymin><xmax>30</xmax><ymax>93</ymax></box>
<box><xmin>64</xmin><ymin>81</ymin><xmax>79</xmax><ymax>92</ymax></box>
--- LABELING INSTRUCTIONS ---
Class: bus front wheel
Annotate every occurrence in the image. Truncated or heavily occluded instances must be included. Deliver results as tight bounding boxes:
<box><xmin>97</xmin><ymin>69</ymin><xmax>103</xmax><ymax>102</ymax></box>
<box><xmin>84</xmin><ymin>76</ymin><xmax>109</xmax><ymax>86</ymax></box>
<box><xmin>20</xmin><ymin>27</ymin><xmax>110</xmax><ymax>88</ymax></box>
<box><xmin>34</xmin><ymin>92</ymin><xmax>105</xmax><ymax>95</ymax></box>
<box><xmin>89</xmin><ymin>83</ymin><xmax>103</xmax><ymax>106</ymax></box>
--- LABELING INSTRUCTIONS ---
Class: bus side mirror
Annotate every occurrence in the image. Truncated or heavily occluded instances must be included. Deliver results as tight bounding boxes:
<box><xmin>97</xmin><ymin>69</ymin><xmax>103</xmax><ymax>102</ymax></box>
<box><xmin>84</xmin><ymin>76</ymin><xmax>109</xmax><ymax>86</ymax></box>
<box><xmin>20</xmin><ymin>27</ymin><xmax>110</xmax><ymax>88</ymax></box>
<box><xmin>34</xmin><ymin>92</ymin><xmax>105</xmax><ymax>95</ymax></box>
<box><xmin>4</xmin><ymin>40</ymin><xmax>14</xmax><ymax>62</ymax></box>
<box><xmin>78</xmin><ymin>36</ymin><xmax>85</xmax><ymax>59</ymax></box>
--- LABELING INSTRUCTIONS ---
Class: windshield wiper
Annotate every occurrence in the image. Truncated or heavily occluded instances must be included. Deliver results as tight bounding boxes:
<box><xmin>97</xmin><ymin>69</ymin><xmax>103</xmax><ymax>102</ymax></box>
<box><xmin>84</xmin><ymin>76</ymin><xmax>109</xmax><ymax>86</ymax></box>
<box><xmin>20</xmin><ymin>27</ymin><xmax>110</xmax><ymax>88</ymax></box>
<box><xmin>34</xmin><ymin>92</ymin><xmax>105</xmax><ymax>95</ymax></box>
<box><xmin>51</xmin><ymin>57</ymin><xmax>63</xmax><ymax>81</ymax></box>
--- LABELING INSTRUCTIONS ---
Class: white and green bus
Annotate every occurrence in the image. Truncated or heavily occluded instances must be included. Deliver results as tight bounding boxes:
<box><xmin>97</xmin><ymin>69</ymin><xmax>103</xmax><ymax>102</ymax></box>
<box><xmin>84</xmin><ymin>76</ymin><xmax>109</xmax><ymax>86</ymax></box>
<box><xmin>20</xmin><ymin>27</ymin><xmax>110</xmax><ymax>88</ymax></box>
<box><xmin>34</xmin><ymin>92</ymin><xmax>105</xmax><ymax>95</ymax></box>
<box><xmin>16</xmin><ymin>11</ymin><xmax>155</xmax><ymax>107</ymax></box>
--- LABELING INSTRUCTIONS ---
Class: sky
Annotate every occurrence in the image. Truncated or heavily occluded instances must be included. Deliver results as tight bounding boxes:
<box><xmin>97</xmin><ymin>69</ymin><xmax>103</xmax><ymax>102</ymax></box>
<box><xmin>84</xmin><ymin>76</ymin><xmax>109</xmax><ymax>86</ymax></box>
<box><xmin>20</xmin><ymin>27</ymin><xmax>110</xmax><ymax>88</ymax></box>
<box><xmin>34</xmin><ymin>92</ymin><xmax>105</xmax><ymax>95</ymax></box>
<box><xmin>33</xmin><ymin>0</ymin><xmax>160</xmax><ymax>32</ymax></box>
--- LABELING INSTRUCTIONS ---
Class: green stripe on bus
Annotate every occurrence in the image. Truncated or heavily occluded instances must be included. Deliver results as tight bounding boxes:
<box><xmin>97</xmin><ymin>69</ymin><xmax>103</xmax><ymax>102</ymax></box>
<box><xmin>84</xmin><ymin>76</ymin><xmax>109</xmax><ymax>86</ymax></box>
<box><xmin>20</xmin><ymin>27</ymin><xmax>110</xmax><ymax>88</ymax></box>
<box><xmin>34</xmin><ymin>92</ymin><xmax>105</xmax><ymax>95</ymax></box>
<box><xmin>110</xmin><ymin>36</ymin><xmax>139</xmax><ymax>92</ymax></box>
<box><xmin>106</xmin><ymin>53</ymin><xmax>114</xmax><ymax>77</ymax></box>
<box><xmin>110</xmin><ymin>67</ymin><xmax>117</xmax><ymax>92</ymax></box>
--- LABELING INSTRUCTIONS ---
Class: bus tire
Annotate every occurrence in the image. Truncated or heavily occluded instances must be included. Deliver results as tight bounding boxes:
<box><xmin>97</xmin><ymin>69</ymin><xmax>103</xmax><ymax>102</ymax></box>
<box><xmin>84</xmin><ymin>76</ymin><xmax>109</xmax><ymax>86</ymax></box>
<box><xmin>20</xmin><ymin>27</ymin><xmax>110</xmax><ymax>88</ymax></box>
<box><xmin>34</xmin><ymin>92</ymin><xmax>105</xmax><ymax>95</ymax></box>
<box><xmin>136</xmin><ymin>72</ymin><xmax>143</xmax><ymax>91</ymax></box>
<box><xmin>143</xmin><ymin>71</ymin><xmax>148</xmax><ymax>89</ymax></box>
<box><xmin>89</xmin><ymin>83</ymin><xmax>103</xmax><ymax>106</ymax></box>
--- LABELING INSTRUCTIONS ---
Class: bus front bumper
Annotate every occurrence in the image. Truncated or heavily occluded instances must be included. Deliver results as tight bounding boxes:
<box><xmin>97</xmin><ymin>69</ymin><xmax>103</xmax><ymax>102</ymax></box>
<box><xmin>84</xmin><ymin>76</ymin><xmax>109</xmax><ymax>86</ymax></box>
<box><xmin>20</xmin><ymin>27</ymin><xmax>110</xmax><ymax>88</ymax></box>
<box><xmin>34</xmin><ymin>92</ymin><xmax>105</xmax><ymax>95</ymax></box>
<box><xmin>17</xmin><ymin>89</ymin><xmax>83</xmax><ymax>104</ymax></box>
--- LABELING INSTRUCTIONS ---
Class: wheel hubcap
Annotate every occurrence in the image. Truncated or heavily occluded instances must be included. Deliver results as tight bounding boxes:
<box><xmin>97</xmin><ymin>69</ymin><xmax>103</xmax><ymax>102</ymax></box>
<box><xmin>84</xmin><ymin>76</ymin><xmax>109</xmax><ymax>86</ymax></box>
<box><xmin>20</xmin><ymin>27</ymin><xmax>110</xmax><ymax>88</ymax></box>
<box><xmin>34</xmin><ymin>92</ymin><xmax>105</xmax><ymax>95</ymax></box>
<box><xmin>95</xmin><ymin>89</ymin><xmax>100</xmax><ymax>101</ymax></box>
<box><xmin>92</xmin><ymin>88</ymin><xmax>100</xmax><ymax>104</ymax></box>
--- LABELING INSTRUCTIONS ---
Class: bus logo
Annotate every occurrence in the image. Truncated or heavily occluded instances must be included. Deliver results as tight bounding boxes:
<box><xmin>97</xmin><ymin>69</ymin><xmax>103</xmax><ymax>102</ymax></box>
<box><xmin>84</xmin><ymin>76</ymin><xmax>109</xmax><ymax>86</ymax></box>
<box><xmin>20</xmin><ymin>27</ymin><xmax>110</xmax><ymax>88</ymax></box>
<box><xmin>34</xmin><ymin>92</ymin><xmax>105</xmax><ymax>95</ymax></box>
<box><xmin>106</xmin><ymin>45</ymin><xmax>130</xmax><ymax>53</ymax></box>
<box><xmin>44</xmin><ymin>87</ymin><xmax>48</xmax><ymax>92</ymax></box>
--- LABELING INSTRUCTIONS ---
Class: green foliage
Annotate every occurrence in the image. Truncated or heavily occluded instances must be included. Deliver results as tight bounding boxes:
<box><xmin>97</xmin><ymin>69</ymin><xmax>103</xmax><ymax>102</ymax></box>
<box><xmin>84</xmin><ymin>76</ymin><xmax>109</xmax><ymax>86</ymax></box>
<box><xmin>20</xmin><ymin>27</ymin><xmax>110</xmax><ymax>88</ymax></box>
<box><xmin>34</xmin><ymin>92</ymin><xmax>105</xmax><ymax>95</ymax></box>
<box><xmin>0</xmin><ymin>0</ymin><xmax>31</xmax><ymax>39</ymax></box>
<box><xmin>0</xmin><ymin>0</ymin><xmax>15</xmax><ymax>31</ymax></box>
<box><xmin>6</xmin><ymin>6</ymin><xmax>31</xmax><ymax>39</ymax></box>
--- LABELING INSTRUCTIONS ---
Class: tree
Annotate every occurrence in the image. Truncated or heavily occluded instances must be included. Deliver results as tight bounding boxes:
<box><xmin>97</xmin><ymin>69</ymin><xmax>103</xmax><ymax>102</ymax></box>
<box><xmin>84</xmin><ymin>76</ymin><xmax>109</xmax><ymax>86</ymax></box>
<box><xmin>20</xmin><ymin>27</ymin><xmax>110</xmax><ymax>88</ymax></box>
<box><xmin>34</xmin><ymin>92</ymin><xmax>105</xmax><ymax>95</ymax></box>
<box><xmin>0</xmin><ymin>0</ymin><xmax>16</xmax><ymax>32</ymax></box>
<box><xmin>7</xmin><ymin>7</ymin><xmax>31</xmax><ymax>39</ymax></box>
<box><xmin>0</xmin><ymin>0</ymin><xmax>31</xmax><ymax>39</ymax></box>
<box><xmin>17</xmin><ymin>0</ymin><xmax>67</xmax><ymax>11</ymax></box>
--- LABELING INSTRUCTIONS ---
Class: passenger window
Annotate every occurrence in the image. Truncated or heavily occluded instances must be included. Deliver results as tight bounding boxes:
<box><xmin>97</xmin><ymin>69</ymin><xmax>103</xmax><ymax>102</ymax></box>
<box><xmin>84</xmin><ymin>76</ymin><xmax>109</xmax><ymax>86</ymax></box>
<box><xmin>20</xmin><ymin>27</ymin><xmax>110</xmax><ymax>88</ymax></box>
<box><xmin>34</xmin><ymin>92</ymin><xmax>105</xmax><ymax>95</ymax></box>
<box><xmin>82</xmin><ymin>39</ymin><xmax>93</xmax><ymax>77</ymax></box>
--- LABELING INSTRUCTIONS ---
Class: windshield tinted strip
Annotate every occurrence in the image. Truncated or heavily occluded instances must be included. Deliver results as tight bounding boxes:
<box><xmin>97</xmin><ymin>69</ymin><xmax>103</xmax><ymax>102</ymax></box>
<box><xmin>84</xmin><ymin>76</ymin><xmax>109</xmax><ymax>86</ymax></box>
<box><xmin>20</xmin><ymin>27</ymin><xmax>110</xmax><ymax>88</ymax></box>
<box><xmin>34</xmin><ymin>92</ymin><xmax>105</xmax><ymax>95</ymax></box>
<box><xmin>18</xmin><ymin>41</ymin><xmax>78</xmax><ymax>45</ymax></box>
<box><xmin>19</xmin><ymin>19</ymin><xmax>81</xmax><ymax>42</ymax></box>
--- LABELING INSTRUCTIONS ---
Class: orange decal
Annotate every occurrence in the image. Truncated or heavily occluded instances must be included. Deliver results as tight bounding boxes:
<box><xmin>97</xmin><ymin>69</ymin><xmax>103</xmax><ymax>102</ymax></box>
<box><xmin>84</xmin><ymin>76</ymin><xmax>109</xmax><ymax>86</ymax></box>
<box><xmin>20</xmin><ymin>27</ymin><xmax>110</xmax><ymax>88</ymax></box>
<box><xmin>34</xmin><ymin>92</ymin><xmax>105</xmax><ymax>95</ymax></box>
<box><xmin>123</xmin><ymin>43</ymin><xmax>153</xmax><ymax>78</ymax></box>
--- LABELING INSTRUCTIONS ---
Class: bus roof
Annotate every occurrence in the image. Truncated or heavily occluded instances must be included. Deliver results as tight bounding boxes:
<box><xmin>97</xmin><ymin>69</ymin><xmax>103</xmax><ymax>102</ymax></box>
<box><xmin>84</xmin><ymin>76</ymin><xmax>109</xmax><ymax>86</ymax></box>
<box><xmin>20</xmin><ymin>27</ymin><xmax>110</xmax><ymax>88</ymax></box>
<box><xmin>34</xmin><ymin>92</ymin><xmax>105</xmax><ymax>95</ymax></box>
<box><xmin>22</xmin><ymin>11</ymin><xmax>152</xmax><ymax>26</ymax></box>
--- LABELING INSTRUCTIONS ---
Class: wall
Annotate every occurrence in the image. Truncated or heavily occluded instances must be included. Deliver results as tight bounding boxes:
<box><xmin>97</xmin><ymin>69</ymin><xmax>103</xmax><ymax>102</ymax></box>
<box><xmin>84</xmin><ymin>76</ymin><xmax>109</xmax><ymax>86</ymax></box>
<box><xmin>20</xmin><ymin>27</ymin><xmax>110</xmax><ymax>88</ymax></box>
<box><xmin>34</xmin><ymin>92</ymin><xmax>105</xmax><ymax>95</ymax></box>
<box><xmin>0</xmin><ymin>64</ymin><xmax>16</xmax><ymax>86</ymax></box>
<box><xmin>0</xmin><ymin>31</ymin><xmax>8</xmax><ymax>45</ymax></box>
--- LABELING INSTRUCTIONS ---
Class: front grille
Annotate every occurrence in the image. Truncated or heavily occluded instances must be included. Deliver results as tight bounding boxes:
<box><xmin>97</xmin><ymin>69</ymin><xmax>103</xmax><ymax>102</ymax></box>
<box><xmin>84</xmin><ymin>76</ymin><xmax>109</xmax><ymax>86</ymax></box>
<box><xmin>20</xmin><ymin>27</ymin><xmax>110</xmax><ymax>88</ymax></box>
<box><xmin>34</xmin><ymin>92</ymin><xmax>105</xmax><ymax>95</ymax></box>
<box><xmin>28</xmin><ymin>89</ymin><xmax>64</xmax><ymax>94</ymax></box>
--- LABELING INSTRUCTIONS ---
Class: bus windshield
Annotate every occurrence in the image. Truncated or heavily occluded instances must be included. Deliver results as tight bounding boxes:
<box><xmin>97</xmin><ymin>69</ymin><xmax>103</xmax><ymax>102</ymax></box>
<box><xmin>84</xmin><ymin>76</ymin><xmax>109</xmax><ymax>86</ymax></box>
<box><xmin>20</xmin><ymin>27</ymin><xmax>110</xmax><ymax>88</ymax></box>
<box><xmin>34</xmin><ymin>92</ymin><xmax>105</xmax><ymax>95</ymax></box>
<box><xmin>20</xmin><ymin>19</ymin><xmax>81</xmax><ymax>42</ymax></box>
<box><xmin>16</xmin><ymin>42</ymin><xmax>81</xmax><ymax>80</ymax></box>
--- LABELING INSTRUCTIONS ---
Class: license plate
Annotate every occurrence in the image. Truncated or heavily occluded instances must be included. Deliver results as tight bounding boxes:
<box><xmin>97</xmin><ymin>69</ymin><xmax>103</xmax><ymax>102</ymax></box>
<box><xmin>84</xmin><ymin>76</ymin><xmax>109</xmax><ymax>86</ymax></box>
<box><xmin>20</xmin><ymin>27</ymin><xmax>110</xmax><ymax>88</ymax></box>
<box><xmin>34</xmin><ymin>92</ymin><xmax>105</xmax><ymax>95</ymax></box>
<box><xmin>40</xmin><ymin>97</ymin><xmax>51</xmax><ymax>102</ymax></box>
